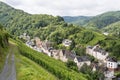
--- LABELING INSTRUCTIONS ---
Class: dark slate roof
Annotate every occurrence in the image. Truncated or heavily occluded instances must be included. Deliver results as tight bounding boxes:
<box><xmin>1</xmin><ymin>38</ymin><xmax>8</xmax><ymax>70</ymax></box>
<box><xmin>107</xmin><ymin>57</ymin><xmax>117</xmax><ymax>62</ymax></box>
<box><xmin>76</xmin><ymin>56</ymin><xmax>90</xmax><ymax>62</ymax></box>
<box><xmin>62</xmin><ymin>50</ymin><xmax>76</xmax><ymax>60</ymax></box>
<box><xmin>93</xmin><ymin>47</ymin><xmax>107</xmax><ymax>55</ymax></box>
<box><xmin>87</xmin><ymin>46</ymin><xmax>93</xmax><ymax>49</ymax></box>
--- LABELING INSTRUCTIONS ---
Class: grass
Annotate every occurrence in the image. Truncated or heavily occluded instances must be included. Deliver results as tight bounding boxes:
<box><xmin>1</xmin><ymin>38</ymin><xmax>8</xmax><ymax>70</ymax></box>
<box><xmin>14</xmin><ymin>39</ymin><xmax>87</xmax><ymax>80</ymax></box>
<box><xmin>9</xmin><ymin>41</ymin><xmax>58</xmax><ymax>80</ymax></box>
<box><xmin>0</xmin><ymin>47</ymin><xmax>8</xmax><ymax>72</ymax></box>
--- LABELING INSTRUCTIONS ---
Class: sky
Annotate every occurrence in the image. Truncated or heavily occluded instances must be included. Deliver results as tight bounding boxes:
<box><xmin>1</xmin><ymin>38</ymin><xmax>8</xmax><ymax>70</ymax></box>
<box><xmin>0</xmin><ymin>0</ymin><xmax>120</xmax><ymax>16</ymax></box>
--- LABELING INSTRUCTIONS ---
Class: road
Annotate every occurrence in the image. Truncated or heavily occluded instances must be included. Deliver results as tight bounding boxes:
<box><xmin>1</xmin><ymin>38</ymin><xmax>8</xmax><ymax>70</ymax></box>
<box><xmin>0</xmin><ymin>54</ymin><xmax>16</xmax><ymax>80</ymax></box>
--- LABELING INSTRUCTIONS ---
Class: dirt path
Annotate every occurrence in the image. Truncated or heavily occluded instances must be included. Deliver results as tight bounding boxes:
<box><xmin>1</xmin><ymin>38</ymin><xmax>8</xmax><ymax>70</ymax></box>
<box><xmin>0</xmin><ymin>53</ymin><xmax>16</xmax><ymax>80</ymax></box>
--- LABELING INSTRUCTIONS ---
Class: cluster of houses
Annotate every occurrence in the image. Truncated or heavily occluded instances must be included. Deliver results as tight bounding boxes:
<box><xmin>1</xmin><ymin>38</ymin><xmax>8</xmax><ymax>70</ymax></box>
<box><xmin>86</xmin><ymin>45</ymin><xmax>120</xmax><ymax>79</ymax></box>
<box><xmin>25</xmin><ymin>37</ymin><xmax>91</xmax><ymax>69</ymax></box>
<box><xmin>19</xmin><ymin>33</ymin><xmax>120</xmax><ymax>80</ymax></box>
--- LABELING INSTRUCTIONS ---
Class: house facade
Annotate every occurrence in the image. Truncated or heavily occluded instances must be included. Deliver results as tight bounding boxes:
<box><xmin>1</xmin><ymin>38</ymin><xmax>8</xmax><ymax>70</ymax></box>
<box><xmin>74</xmin><ymin>56</ymin><xmax>91</xmax><ymax>69</ymax></box>
<box><xmin>62</xmin><ymin>39</ymin><xmax>72</xmax><ymax>47</ymax></box>
<box><xmin>106</xmin><ymin>57</ymin><xmax>118</xmax><ymax>70</ymax></box>
<box><xmin>86</xmin><ymin>45</ymin><xmax>109</xmax><ymax>61</ymax></box>
<box><xmin>51</xmin><ymin>50</ymin><xmax>75</xmax><ymax>62</ymax></box>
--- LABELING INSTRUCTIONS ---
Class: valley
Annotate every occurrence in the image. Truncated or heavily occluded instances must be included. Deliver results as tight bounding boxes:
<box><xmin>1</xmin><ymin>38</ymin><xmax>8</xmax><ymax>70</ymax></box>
<box><xmin>0</xmin><ymin>1</ymin><xmax>120</xmax><ymax>80</ymax></box>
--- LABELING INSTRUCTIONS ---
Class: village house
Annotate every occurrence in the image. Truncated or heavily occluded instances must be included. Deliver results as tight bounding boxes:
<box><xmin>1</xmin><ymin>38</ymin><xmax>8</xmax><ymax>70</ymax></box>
<box><xmin>19</xmin><ymin>33</ymin><xmax>30</xmax><ymax>41</ymax></box>
<box><xmin>86</xmin><ymin>45</ymin><xmax>109</xmax><ymax>61</ymax></box>
<box><xmin>34</xmin><ymin>38</ymin><xmax>52</xmax><ymax>56</ymax></box>
<box><xmin>103</xmin><ymin>32</ymin><xmax>109</xmax><ymax>36</ymax></box>
<box><xmin>34</xmin><ymin>37</ymin><xmax>42</xmax><ymax>48</ymax></box>
<box><xmin>51</xmin><ymin>50</ymin><xmax>60</xmax><ymax>59</ymax></box>
<box><xmin>40</xmin><ymin>41</ymin><xmax>53</xmax><ymax>56</ymax></box>
<box><xmin>74</xmin><ymin>56</ymin><xmax>91</xmax><ymax>69</ymax></box>
<box><xmin>62</xmin><ymin>39</ymin><xmax>72</xmax><ymax>47</ymax></box>
<box><xmin>51</xmin><ymin>50</ymin><xmax>75</xmax><ymax>62</ymax></box>
<box><xmin>26</xmin><ymin>40</ymin><xmax>35</xmax><ymax>47</ymax></box>
<box><xmin>106</xmin><ymin>57</ymin><xmax>118</xmax><ymax>70</ymax></box>
<box><xmin>104</xmin><ymin>70</ymin><xmax>115</xmax><ymax>79</ymax></box>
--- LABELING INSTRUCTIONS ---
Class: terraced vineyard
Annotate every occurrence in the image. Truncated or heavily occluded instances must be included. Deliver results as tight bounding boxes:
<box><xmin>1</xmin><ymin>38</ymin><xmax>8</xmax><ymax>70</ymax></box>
<box><xmin>14</xmin><ymin>40</ymin><xmax>87</xmax><ymax>80</ymax></box>
<box><xmin>11</xmin><ymin>43</ymin><xmax>58</xmax><ymax>80</ymax></box>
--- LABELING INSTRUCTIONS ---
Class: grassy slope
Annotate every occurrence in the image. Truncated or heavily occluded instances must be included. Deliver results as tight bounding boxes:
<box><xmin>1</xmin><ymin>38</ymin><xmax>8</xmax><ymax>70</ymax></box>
<box><xmin>15</xmin><ymin>40</ymin><xmax>87</xmax><ymax>80</ymax></box>
<box><xmin>9</xmin><ymin>41</ymin><xmax>58</xmax><ymax>80</ymax></box>
<box><xmin>0</xmin><ymin>29</ymin><xmax>8</xmax><ymax>72</ymax></box>
<box><xmin>0</xmin><ymin>48</ymin><xmax>8</xmax><ymax>72</ymax></box>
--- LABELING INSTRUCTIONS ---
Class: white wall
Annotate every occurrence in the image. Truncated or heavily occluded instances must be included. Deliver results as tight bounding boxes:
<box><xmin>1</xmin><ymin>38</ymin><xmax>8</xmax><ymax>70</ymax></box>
<box><xmin>107</xmin><ymin>61</ymin><xmax>118</xmax><ymax>69</ymax></box>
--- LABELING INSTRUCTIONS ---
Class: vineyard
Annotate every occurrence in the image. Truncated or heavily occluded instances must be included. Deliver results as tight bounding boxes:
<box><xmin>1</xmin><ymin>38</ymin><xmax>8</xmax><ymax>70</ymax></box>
<box><xmin>15</xmin><ymin>40</ymin><xmax>87</xmax><ymax>80</ymax></box>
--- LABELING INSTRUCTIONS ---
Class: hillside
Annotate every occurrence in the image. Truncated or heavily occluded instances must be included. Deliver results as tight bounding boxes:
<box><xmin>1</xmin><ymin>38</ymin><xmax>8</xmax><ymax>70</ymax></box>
<box><xmin>0</xmin><ymin>2</ymin><xmax>106</xmax><ymax>47</ymax></box>
<box><xmin>63</xmin><ymin>11</ymin><xmax>120</xmax><ymax>29</ymax></box>
<box><xmin>0</xmin><ymin>24</ymin><xmax>9</xmax><ymax>48</ymax></box>
<box><xmin>0</xmin><ymin>24</ymin><xmax>9</xmax><ymax>71</ymax></box>
<box><xmin>8</xmin><ymin>42</ymin><xmax>58</xmax><ymax>80</ymax></box>
<box><xmin>85</xmin><ymin>11</ymin><xmax>120</xmax><ymax>29</ymax></box>
<box><xmin>63</xmin><ymin>16</ymin><xmax>91</xmax><ymax>26</ymax></box>
<box><xmin>0</xmin><ymin>1</ymin><xmax>64</xmax><ymax>36</ymax></box>
<box><xmin>103</xmin><ymin>21</ymin><xmax>120</xmax><ymax>37</ymax></box>
<box><xmin>12</xmin><ymin>39</ymin><xmax>87</xmax><ymax>80</ymax></box>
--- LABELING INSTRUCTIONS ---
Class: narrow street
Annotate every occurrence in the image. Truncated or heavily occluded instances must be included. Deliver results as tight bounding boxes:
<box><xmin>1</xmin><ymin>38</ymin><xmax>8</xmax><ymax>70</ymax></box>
<box><xmin>0</xmin><ymin>53</ymin><xmax>16</xmax><ymax>80</ymax></box>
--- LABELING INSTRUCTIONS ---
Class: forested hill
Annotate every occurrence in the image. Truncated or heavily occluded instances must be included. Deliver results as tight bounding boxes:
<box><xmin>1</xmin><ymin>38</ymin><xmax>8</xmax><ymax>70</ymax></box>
<box><xmin>103</xmin><ymin>21</ymin><xmax>120</xmax><ymax>37</ymax></box>
<box><xmin>85</xmin><ymin>11</ymin><xmax>120</xmax><ymax>29</ymax></box>
<box><xmin>63</xmin><ymin>11</ymin><xmax>120</xmax><ymax>29</ymax></box>
<box><xmin>63</xmin><ymin>16</ymin><xmax>91</xmax><ymax>26</ymax></box>
<box><xmin>0</xmin><ymin>1</ymin><xmax>64</xmax><ymax>36</ymax></box>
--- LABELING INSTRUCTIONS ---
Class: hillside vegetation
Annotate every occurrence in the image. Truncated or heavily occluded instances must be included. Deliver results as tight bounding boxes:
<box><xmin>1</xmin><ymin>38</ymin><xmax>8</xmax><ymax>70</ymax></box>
<box><xmin>0</xmin><ymin>24</ymin><xmax>9</xmax><ymax>71</ymax></box>
<box><xmin>63</xmin><ymin>16</ymin><xmax>91</xmax><ymax>26</ymax></box>
<box><xmin>8</xmin><ymin>42</ymin><xmax>58</xmax><ymax>80</ymax></box>
<box><xmin>85</xmin><ymin>11</ymin><xmax>120</xmax><ymax>29</ymax></box>
<box><xmin>13</xmin><ymin>39</ymin><xmax>87</xmax><ymax>80</ymax></box>
<box><xmin>103</xmin><ymin>21</ymin><xmax>120</xmax><ymax>37</ymax></box>
<box><xmin>63</xmin><ymin>11</ymin><xmax>120</xmax><ymax>30</ymax></box>
<box><xmin>0</xmin><ymin>2</ymin><xmax>106</xmax><ymax>50</ymax></box>
<box><xmin>0</xmin><ymin>2</ymin><xmax>64</xmax><ymax>36</ymax></box>
<box><xmin>0</xmin><ymin>24</ymin><xmax>9</xmax><ymax>48</ymax></box>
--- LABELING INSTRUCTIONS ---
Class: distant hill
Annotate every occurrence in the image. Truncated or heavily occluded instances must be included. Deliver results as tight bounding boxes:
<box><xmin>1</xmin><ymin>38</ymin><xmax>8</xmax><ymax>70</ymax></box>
<box><xmin>63</xmin><ymin>16</ymin><xmax>91</xmax><ymax>26</ymax></box>
<box><xmin>0</xmin><ymin>1</ymin><xmax>64</xmax><ymax>36</ymax></box>
<box><xmin>63</xmin><ymin>11</ymin><xmax>120</xmax><ymax>29</ymax></box>
<box><xmin>85</xmin><ymin>11</ymin><xmax>120</xmax><ymax>29</ymax></box>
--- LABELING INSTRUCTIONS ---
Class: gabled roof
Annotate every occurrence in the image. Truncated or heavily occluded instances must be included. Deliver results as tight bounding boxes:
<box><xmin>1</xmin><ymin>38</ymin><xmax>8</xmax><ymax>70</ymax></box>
<box><xmin>62</xmin><ymin>50</ymin><xmax>75</xmax><ymax>60</ymax></box>
<box><xmin>87</xmin><ymin>46</ymin><xmax>93</xmax><ymax>49</ymax></box>
<box><xmin>107</xmin><ymin>57</ymin><xmax>117</xmax><ymax>62</ymax></box>
<box><xmin>76</xmin><ymin>56</ymin><xmax>90</xmax><ymax>62</ymax></box>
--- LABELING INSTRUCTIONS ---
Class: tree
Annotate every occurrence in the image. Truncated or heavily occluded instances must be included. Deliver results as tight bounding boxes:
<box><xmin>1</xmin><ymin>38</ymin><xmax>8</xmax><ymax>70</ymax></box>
<box><xmin>66</xmin><ymin>60</ymin><xmax>78</xmax><ymax>71</ymax></box>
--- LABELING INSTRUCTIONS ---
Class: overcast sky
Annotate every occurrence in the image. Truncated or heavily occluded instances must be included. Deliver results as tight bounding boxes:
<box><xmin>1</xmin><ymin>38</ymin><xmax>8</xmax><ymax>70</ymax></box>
<box><xmin>1</xmin><ymin>0</ymin><xmax>120</xmax><ymax>16</ymax></box>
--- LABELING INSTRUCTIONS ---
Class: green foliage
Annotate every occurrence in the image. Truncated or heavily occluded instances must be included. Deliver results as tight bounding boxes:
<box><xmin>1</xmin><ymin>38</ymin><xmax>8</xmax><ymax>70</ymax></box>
<box><xmin>66</xmin><ymin>60</ymin><xmax>78</xmax><ymax>71</ymax></box>
<box><xmin>15</xmin><ymin>40</ymin><xmax>87</xmax><ymax>80</ymax></box>
<box><xmin>79</xmin><ymin>31</ymin><xmax>94</xmax><ymax>44</ymax></box>
<box><xmin>0</xmin><ymin>24</ymin><xmax>9</xmax><ymax>48</ymax></box>
<box><xmin>98</xmin><ymin>37</ymin><xmax>120</xmax><ymax>60</ymax></box>
<box><xmin>85</xmin><ymin>11</ymin><xmax>120</xmax><ymax>29</ymax></box>
<box><xmin>13</xmin><ymin>47</ymin><xmax>58</xmax><ymax>80</ymax></box>
<box><xmin>0</xmin><ymin>2</ymin><xmax>64</xmax><ymax>36</ymax></box>
<box><xmin>63</xmin><ymin>16</ymin><xmax>91</xmax><ymax>26</ymax></box>
<box><xmin>64</xmin><ymin>11</ymin><xmax>120</xmax><ymax>30</ymax></box>
<box><xmin>103</xmin><ymin>21</ymin><xmax>120</xmax><ymax>37</ymax></box>
<box><xmin>80</xmin><ymin>64</ymin><xmax>104</xmax><ymax>80</ymax></box>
